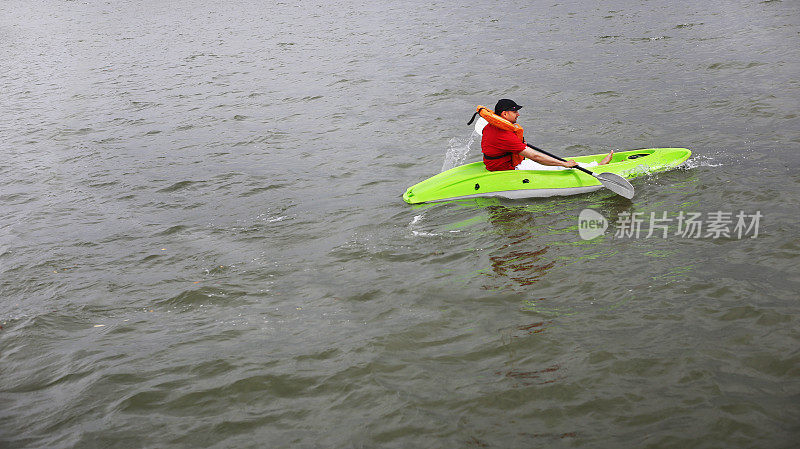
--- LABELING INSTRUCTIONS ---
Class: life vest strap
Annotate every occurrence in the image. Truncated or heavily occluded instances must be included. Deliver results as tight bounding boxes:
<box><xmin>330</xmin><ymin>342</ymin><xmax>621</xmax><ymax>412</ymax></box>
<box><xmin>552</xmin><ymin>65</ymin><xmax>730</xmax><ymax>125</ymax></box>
<box><xmin>483</xmin><ymin>153</ymin><xmax>511</xmax><ymax>160</ymax></box>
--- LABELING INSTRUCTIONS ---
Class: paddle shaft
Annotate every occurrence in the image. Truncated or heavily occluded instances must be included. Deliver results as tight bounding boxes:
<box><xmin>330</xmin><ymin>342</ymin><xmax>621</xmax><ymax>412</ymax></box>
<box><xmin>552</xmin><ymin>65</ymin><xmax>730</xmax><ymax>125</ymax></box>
<box><xmin>525</xmin><ymin>143</ymin><xmax>595</xmax><ymax>176</ymax></box>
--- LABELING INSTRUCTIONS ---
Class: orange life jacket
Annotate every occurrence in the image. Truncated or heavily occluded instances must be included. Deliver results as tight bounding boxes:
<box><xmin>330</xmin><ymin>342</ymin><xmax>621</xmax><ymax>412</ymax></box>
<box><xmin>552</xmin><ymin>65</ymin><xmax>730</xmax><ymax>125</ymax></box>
<box><xmin>472</xmin><ymin>106</ymin><xmax>525</xmax><ymax>167</ymax></box>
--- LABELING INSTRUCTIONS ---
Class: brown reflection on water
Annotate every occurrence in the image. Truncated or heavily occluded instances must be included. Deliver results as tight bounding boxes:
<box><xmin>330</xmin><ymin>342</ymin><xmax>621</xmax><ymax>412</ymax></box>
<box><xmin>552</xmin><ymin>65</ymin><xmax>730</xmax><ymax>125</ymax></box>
<box><xmin>488</xmin><ymin>248</ymin><xmax>556</xmax><ymax>286</ymax></box>
<box><xmin>482</xmin><ymin>206</ymin><xmax>570</xmax><ymax>388</ymax></box>
<box><xmin>495</xmin><ymin>320</ymin><xmax>565</xmax><ymax>385</ymax></box>
<box><xmin>500</xmin><ymin>320</ymin><xmax>555</xmax><ymax>343</ymax></box>
<box><xmin>516</xmin><ymin>321</ymin><xmax>552</xmax><ymax>335</ymax></box>
<box><xmin>482</xmin><ymin>205</ymin><xmax>557</xmax><ymax>289</ymax></box>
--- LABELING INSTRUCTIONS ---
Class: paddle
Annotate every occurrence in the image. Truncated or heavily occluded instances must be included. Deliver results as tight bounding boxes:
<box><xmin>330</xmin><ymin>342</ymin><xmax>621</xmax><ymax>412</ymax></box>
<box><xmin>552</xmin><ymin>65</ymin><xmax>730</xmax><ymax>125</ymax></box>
<box><xmin>473</xmin><ymin>117</ymin><xmax>635</xmax><ymax>199</ymax></box>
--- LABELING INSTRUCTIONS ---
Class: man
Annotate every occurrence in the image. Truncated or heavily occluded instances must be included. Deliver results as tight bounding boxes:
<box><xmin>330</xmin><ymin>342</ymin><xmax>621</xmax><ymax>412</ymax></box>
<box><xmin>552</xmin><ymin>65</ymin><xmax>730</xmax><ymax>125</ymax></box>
<box><xmin>481</xmin><ymin>99</ymin><xmax>613</xmax><ymax>171</ymax></box>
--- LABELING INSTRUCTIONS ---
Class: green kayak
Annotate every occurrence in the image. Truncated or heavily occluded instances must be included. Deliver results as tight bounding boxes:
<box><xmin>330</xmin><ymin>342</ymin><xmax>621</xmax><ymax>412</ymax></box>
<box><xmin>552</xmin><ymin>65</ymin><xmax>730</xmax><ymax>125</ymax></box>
<box><xmin>403</xmin><ymin>148</ymin><xmax>692</xmax><ymax>204</ymax></box>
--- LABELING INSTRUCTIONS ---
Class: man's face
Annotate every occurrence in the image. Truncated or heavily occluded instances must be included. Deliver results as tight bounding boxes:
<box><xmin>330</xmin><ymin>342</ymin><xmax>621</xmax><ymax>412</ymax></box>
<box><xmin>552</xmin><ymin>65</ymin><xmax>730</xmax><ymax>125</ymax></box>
<box><xmin>502</xmin><ymin>109</ymin><xmax>520</xmax><ymax>124</ymax></box>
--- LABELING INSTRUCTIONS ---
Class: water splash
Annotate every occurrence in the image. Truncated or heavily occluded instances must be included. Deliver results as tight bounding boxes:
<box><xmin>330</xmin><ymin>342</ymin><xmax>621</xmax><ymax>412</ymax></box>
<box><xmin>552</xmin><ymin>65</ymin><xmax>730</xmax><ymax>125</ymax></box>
<box><xmin>681</xmin><ymin>155</ymin><xmax>723</xmax><ymax>169</ymax></box>
<box><xmin>441</xmin><ymin>132</ymin><xmax>477</xmax><ymax>172</ymax></box>
<box><xmin>409</xmin><ymin>213</ymin><xmax>439</xmax><ymax>237</ymax></box>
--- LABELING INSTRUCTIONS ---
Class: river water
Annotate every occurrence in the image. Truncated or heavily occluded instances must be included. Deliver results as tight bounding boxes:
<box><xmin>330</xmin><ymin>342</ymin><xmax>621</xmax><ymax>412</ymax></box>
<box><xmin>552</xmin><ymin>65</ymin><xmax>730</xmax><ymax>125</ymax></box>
<box><xmin>2</xmin><ymin>0</ymin><xmax>799</xmax><ymax>447</ymax></box>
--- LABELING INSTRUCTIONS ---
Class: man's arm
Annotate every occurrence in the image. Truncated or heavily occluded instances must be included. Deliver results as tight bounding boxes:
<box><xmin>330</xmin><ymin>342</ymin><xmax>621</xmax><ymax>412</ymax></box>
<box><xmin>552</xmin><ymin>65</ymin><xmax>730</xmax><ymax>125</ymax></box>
<box><xmin>519</xmin><ymin>147</ymin><xmax>577</xmax><ymax>167</ymax></box>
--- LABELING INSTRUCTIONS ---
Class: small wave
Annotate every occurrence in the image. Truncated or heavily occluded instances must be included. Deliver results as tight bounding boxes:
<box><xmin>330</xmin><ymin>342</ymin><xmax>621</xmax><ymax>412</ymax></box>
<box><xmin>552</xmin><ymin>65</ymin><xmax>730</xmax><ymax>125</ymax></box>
<box><xmin>707</xmin><ymin>61</ymin><xmax>766</xmax><ymax>71</ymax></box>
<box><xmin>239</xmin><ymin>184</ymin><xmax>288</xmax><ymax>197</ymax></box>
<box><xmin>153</xmin><ymin>225</ymin><xmax>189</xmax><ymax>236</ymax></box>
<box><xmin>630</xmin><ymin>36</ymin><xmax>669</xmax><ymax>42</ymax></box>
<box><xmin>674</xmin><ymin>23</ymin><xmax>703</xmax><ymax>29</ymax></box>
<box><xmin>154</xmin><ymin>286</ymin><xmax>248</xmax><ymax>310</ymax></box>
<box><xmin>157</xmin><ymin>180</ymin><xmax>204</xmax><ymax>193</ymax></box>
<box><xmin>592</xmin><ymin>91</ymin><xmax>622</xmax><ymax>97</ymax></box>
<box><xmin>412</xmin><ymin>230</ymin><xmax>440</xmax><ymax>237</ymax></box>
<box><xmin>254</xmin><ymin>208</ymin><xmax>293</xmax><ymax>224</ymax></box>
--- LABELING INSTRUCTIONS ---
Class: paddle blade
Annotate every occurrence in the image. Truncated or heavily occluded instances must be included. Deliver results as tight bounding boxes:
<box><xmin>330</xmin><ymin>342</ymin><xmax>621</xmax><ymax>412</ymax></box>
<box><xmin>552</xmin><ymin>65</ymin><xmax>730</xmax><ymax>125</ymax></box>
<box><xmin>473</xmin><ymin>117</ymin><xmax>488</xmax><ymax>136</ymax></box>
<box><xmin>595</xmin><ymin>172</ymin><xmax>635</xmax><ymax>199</ymax></box>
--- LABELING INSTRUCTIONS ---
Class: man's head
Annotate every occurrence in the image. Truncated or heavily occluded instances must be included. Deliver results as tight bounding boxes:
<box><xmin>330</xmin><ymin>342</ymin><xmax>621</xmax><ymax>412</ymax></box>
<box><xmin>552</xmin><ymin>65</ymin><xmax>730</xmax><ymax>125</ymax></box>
<box><xmin>494</xmin><ymin>98</ymin><xmax>522</xmax><ymax>123</ymax></box>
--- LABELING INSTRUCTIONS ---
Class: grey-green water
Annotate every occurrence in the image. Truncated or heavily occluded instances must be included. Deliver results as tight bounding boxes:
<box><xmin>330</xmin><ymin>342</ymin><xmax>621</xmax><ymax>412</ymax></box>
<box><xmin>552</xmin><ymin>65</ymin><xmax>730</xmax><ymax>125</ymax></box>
<box><xmin>2</xmin><ymin>0</ymin><xmax>799</xmax><ymax>447</ymax></box>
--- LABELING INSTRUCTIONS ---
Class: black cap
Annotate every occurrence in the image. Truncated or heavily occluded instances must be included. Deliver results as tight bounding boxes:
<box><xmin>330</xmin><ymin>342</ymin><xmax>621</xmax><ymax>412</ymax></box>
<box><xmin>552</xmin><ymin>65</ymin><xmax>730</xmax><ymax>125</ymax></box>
<box><xmin>494</xmin><ymin>99</ymin><xmax>523</xmax><ymax>114</ymax></box>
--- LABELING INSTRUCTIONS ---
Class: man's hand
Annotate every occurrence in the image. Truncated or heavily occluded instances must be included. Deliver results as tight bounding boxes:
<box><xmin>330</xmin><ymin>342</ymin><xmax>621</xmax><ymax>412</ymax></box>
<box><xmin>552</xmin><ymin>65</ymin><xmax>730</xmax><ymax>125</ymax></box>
<box><xmin>562</xmin><ymin>159</ymin><xmax>578</xmax><ymax>168</ymax></box>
